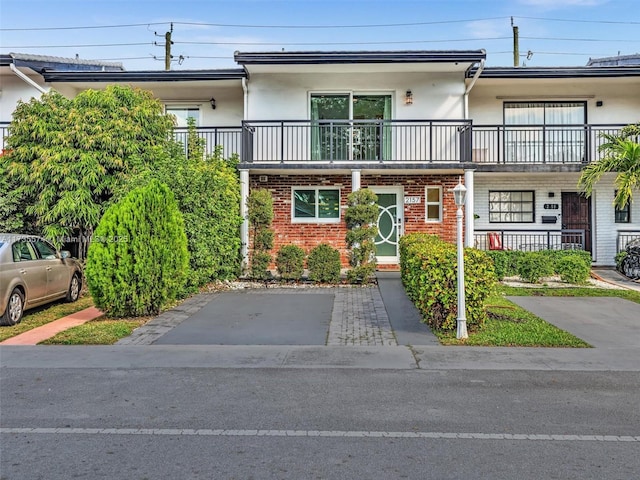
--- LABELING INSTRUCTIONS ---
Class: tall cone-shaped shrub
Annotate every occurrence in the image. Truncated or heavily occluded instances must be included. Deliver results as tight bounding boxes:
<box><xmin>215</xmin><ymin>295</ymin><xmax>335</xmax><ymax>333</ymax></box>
<box><xmin>247</xmin><ymin>188</ymin><xmax>274</xmax><ymax>279</ymax></box>
<box><xmin>345</xmin><ymin>188</ymin><xmax>378</xmax><ymax>283</ymax></box>
<box><xmin>86</xmin><ymin>180</ymin><xmax>189</xmax><ymax>317</ymax></box>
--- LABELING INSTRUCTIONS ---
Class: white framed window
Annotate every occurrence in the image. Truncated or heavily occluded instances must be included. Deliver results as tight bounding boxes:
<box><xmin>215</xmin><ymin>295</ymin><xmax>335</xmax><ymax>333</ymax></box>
<box><xmin>165</xmin><ymin>106</ymin><xmax>200</xmax><ymax>127</ymax></box>
<box><xmin>425</xmin><ymin>186</ymin><xmax>442</xmax><ymax>222</ymax></box>
<box><xmin>292</xmin><ymin>187</ymin><xmax>341</xmax><ymax>223</ymax></box>
<box><xmin>489</xmin><ymin>191</ymin><xmax>535</xmax><ymax>223</ymax></box>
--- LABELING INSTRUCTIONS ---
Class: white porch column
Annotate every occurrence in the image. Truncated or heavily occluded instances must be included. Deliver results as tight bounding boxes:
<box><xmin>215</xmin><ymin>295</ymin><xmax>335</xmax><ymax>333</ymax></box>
<box><xmin>351</xmin><ymin>169</ymin><xmax>361</xmax><ymax>192</ymax></box>
<box><xmin>239</xmin><ymin>169</ymin><xmax>250</xmax><ymax>272</ymax></box>
<box><xmin>464</xmin><ymin>169</ymin><xmax>475</xmax><ymax>247</ymax></box>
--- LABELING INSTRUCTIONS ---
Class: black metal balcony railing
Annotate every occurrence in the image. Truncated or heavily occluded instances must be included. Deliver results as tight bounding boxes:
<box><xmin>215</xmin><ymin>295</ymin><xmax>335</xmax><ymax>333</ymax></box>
<box><xmin>617</xmin><ymin>231</ymin><xmax>640</xmax><ymax>253</ymax></box>
<box><xmin>474</xmin><ymin>229</ymin><xmax>586</xmax><ymax>252</ymax></box>
<box><xmin>241</xmin><ymin>119</ymin><xmax>472</xmax><ymax>163</ymax></box>
<box><xmin>173</xmin><ymin>126</ymin><xmax>242</xmax><ymax>159</ymax></box>
<box><xmin>1</xmin><ymin>120</ymin><xmax>626</xmax><ymax>166</ymax></box>
<box><xmin>471</xmin><ymin>124</ymin><xmax>624</xmax><ymax>164</ymax></box>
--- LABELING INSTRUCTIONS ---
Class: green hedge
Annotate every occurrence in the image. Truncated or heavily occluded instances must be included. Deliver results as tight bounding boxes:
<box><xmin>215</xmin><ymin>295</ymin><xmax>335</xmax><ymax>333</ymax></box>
<box><xmin>400</xmin><ymin>233</ymin><xmax>496</xmax><ymax>332</ymax></box>
<box><xmin>486</xmin><ymin>249</ymin><xmax>592</xmax><ymax>283</ymax></box>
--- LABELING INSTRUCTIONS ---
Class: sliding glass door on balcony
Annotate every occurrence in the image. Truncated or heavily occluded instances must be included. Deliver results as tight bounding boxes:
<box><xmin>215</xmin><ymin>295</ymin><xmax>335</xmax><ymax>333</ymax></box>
<box><xmin>310</xmin><ymin>94</ymin><xmax>391</xmax><ymax>161</ymax></box>
<box><xmin>504</xmin><ymin>102</ymin><xmax>586</xmax><ymax>163</ymax></box>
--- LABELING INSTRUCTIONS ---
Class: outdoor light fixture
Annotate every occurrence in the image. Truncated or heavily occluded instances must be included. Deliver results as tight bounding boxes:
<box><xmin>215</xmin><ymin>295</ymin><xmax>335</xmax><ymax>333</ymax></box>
<box><xmin>404</xmin><ymin>90</ymin><xmax>413</xmax><ymax>105</ymax></box>
<box><xmin>210</xmin><ymin>97</ymin><xmax>216</xmax><ymax>109</ymax></box>
<box><xmin>453</xmin><ymin>177</ymin><xmax>468</xmax><ymax>340</ymax></box>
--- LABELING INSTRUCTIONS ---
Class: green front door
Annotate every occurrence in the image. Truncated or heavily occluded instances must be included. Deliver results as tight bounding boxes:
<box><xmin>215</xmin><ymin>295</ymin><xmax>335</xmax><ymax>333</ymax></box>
<box><xmin>374</xmin><ymin>191</ymin><xmax>402</xmax><ymax>262</ymax></box>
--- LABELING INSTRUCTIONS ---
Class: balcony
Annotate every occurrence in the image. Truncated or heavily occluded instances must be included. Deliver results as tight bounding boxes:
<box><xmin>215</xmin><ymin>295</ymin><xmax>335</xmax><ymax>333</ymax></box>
<box><xmin>471</xmin><ymin>124</ymin><xmax>624</xmax><ymax>165</ymax></box>
<box><xmin>241</xmin><ymin>120</ymin><xmax>472</xmax><ymax>163</ymax></box>
<box><xmin>173</xmin><ymin>126</ymin><xmax>242</xmax><ymax>159</ymax></box>
<box><xmin>1</xmin><ymin>120</ymin><xmax>626</xmax><ymax>166</ymax></box>
<box><xmin>474</xmin><ymin>229</ymin><xmax>586</xmax><ymax>252</ymax></box>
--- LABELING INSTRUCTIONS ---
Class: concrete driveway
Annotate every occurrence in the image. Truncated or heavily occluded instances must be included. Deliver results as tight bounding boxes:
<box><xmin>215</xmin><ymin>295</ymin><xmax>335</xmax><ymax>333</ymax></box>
<box><xmin>154</xmin><ymin>290</ymin><xmax>334</xmax><ymax>345</ymax></box>
<box><xmin>507</xmin><ymin>296</ymin><xmax>640</xmax><ymax>348</ymax></box>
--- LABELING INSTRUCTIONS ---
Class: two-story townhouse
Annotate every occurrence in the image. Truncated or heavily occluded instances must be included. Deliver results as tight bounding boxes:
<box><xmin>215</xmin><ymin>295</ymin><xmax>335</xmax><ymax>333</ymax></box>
<box><xmin>0</xmin><ymin>53</ymin><xmax>124</xmax><ymax>150</ymax></box>
<box><xmin>3</xmin><ymin>49</ymin><xmax>640</xmax><ymax>270</ymax></box>
<box><xmin>233</xmin><ymin>50</ymin><xmax>487</xmax><ymax>269</ymax></box>
<box><xmin>468</xmin><ymin>65</ymin><xmax>640</xmax><ymax>266</ymax></box>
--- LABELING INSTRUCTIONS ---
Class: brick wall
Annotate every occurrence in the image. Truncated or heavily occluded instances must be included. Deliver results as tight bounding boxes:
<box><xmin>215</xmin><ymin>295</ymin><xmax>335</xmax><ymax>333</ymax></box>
<box><xmin>249</xmin><ymin>173</ymin><xmax>462</xmax><ymax>267</ymax></box>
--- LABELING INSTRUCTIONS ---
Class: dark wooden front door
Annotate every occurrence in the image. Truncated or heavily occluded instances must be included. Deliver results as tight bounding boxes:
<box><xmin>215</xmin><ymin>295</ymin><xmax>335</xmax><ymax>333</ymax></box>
<box><xmin>561</xmin><ymin>192</ymin><xmax>592</xmax><ymax>252</ymax></box>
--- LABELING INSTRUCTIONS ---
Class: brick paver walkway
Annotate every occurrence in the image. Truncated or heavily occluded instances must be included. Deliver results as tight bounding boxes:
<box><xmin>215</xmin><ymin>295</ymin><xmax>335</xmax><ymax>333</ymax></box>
<box><xmin>327</xmin><ymin>287</ymin><xmax>397</xmax><ymax>346</ymax></box>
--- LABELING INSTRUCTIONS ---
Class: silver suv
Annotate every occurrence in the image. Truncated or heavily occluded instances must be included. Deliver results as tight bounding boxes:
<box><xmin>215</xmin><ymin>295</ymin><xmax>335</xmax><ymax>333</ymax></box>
<box><xmin>0</xmin><ymin>234</ymin><xmax>82</xmax><ymax>326</ymax></box>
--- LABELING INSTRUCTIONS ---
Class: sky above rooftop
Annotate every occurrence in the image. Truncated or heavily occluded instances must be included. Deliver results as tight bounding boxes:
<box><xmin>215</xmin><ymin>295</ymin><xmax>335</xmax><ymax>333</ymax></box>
<box><xmin>1</xmin><ymin>0</ymin><xmax>638</xmax><ymax>71</ymax></box>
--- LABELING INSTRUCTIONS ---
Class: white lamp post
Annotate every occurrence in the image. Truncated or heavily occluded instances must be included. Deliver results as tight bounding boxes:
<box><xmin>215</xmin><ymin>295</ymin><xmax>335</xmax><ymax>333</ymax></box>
<box><xmin>453</xmin><ymin>177</ymin><xmax>468</xmax><ymax>340</ymax></box>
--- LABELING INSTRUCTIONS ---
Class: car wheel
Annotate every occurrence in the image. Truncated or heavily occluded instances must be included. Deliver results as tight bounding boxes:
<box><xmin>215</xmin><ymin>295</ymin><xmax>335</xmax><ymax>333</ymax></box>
<box><xmin>66</xmin><ymin>273</ymin><xmax>81</xmax><ymax>302</ymax></box>
<box><xmin>1</xmin><ymin>288</ymin><xmax>25</xmax><ymax>326</ymax></box>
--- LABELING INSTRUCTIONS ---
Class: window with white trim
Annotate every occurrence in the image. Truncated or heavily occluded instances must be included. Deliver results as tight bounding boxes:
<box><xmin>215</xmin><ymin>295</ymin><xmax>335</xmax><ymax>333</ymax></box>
<box><xmin>425</xmin><ymin>186</ymin><xmax>442</xmax><ymax>222</ymax></box>
<box><xmin>292</xmin><ymin>188</ymin><xmax>341</xmax><ymax>222</ymax></box>
<box><xmin>165</xmin><ymin>106</ymin><xmax>200</xmax><ymax>127</ymax></box>
<box><xmin>489</xmin><ymin>191</ymin><xmax>535</xmax><ymax>223</ymax></box>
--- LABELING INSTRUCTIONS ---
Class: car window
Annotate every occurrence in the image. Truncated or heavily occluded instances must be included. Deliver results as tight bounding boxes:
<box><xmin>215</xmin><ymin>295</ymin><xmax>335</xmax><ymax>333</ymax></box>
<box><xmin>33</xmin><ymin>240</ymin><xmax>58</xmax><ymax>260</ymax></box>
<box><xmin>12</xmin><ymin>241</ymin><xmax>37</xmax><ymax>262</ymax></box>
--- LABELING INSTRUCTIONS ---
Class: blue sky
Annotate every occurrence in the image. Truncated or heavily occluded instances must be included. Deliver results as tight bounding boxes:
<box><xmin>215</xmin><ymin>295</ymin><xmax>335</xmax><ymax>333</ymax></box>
<box><xmin>1</xmin><ymin>0</ymin><xmax>638</xmax><ymax>70</ymax></box>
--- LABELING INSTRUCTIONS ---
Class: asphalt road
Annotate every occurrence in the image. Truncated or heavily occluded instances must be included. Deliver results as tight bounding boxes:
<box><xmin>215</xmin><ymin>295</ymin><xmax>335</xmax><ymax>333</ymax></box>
<box><xmin>2</xmin><ymin>365</ymin><xmax>639</xmax><ymax>479</ymax></box>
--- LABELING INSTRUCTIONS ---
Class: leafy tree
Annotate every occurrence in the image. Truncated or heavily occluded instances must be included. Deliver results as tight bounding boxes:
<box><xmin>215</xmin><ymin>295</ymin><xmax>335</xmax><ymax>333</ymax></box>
<box><xmin>119</xmin><ymin>118</ymin><xmax>243</xmax><ymax>287</ymax></box>
<box><xmin>578</xmin><ymin>123</ymin><xmax>640</xmax><ymax>208</ymax></box>
<box><xmin>1</xmin><ymin>85</ymin><xmax>175</xmax><ymax>257</ymax></box>
<box><xmin>85</xmin><ymin>180</ymin><xmax>189</xmax><ymax>317</ymax></box>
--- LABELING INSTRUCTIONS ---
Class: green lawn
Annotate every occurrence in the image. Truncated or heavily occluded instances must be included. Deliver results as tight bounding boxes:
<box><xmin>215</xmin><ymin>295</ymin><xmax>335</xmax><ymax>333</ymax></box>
<box><xmin>0</xmin><ymin>296</ymin><xmax>94</xmax><ymax>343</ymax></box>
<box><xmin>435</xmin><ymin>291</ymin><xmax>591</xmax><ymax>347</ymax></box>
<box><xmin>40</xmin><ymin>318</ymin><xmax>147</xmax><ymax>345</ymax></box>
<box><xmin>433</xmin><ymin>284</ymin><xmax>640</xmax><ymax>347</ymax></box>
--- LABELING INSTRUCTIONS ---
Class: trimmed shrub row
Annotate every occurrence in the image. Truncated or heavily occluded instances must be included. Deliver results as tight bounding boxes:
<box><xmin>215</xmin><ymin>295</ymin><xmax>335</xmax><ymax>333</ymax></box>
<box><xmin>486</xmin><ymin>249</ymin><xmax>592</xmax><ymax>284</ymax></box>
<box><xmin>274</xmin><ymin>243</ymin><xmax>342</xmax><ymax>284</ymax></box>
<box><xmin>400</xmin><ymin>233</ymin><xmax>497</xmax><ymax>332</ymax></box>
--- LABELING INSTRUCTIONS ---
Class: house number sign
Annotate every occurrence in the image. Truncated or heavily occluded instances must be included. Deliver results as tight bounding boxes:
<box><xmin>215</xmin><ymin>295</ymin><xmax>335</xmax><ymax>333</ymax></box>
<box><xmin>404</xmin><ymin>196</ymin><xmax>421</xmax><ymax>204</ymax></box>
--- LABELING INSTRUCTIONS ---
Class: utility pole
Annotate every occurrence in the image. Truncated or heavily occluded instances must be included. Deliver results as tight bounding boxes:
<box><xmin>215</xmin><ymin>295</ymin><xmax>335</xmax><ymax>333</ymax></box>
<box><xmin>511</xmin><ymin>17</ymin><xmax>519</xmax><ymax>67</ymax></box>
<box><xmin>154</xmin><ymin>23</ymin><xmax>174</xmax><ymax>71</ymax></box>
<box><xmin>165</xmin><ymin>24</ymin><xmax>173</xmax><ymax>71</ymax></box>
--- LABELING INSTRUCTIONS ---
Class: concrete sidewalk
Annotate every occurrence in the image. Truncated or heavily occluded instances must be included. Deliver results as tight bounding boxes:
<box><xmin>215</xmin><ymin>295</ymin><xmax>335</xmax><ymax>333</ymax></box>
<box><xmin>1</xmin><ymin>344</ymin><xmax>639</xmax><ymax>371</ymax></box>
<box><xmin>0</xmin><ymin>307</ymin><xmax>102</xmax><ymax>346</ymax></box>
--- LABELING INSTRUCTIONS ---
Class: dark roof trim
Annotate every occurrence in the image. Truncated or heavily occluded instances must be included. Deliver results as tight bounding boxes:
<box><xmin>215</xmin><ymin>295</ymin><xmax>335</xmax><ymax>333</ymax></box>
<box><xmin>43</xmin><ymin>69</ymin><xmax>248</xmax><ymax>83</ymax></box>
<box><xmin>468</xmin><ymin>66</ymin><xmax>640</xmax><ymax>78</ymax></box>
<box><xmin>235</xmin><ymin>50</ymin><xmax>486</xmax><ymax>65</ymax></box>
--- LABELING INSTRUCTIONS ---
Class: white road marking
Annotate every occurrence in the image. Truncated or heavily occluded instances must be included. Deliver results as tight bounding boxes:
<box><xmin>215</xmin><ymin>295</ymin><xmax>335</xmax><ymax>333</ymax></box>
<box><xmin>1</xmin><ymin>428</ymin><xmax>638</xmax><ymax>442</ymax></box>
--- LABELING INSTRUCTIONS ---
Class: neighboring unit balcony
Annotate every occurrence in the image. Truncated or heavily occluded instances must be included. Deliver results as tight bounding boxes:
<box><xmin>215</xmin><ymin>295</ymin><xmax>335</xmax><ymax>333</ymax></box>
<box><xmin>471</xmin><ymin>124</ymin><xmax>624</xmax><ymax>165</ymax></box>
<box><xmin>173</xmin><ymin>126</ymin><xmax>243</xmax><ymax>159</ymax></box>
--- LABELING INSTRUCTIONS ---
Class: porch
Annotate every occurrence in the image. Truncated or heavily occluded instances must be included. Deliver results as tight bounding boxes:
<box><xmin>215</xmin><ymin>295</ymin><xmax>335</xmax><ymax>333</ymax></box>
<box><xmin>474</xmin><ymin>229</ymin><xmax>587</xmax><ymax>252</ymax></box>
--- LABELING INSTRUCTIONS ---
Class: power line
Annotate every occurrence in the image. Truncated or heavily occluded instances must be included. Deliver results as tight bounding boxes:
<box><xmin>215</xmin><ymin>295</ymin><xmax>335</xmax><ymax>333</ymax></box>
<box><xmin>3</xmin><ymin>15</ymin><xmax>639</xmax><ymax>33</ymax></box>
<box><xmin>522</xmin><ymin>36</ymin><xmax>640</xmax><ymax>43</ymax></box>
<box><xmin>2</xmin><ymin>42</ymin><xmax>154</xmax><ymax>48</ymax></box>
<box><xmin>171</xmin><ymin>17</ymin><xmax>510</xmax><ymax>29</ymax></box>
<box><xmin>175</xmin><ymin>37</ymin><xmax>511</xmax><ymax>46</ymax></box>
<box><xmin>515</xmin><ymin>16</ymin><xmax>640</xmax><ymax>25</ymax></box>
<box><xmin>0</xmin><ymin>22</ymin><xmax>168</xmax><ymax>32</ymax></box>
<box><xmin>0</xmin><ymin>17</ymin><xmax>510</xmax><ymax>32</ymax></box>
